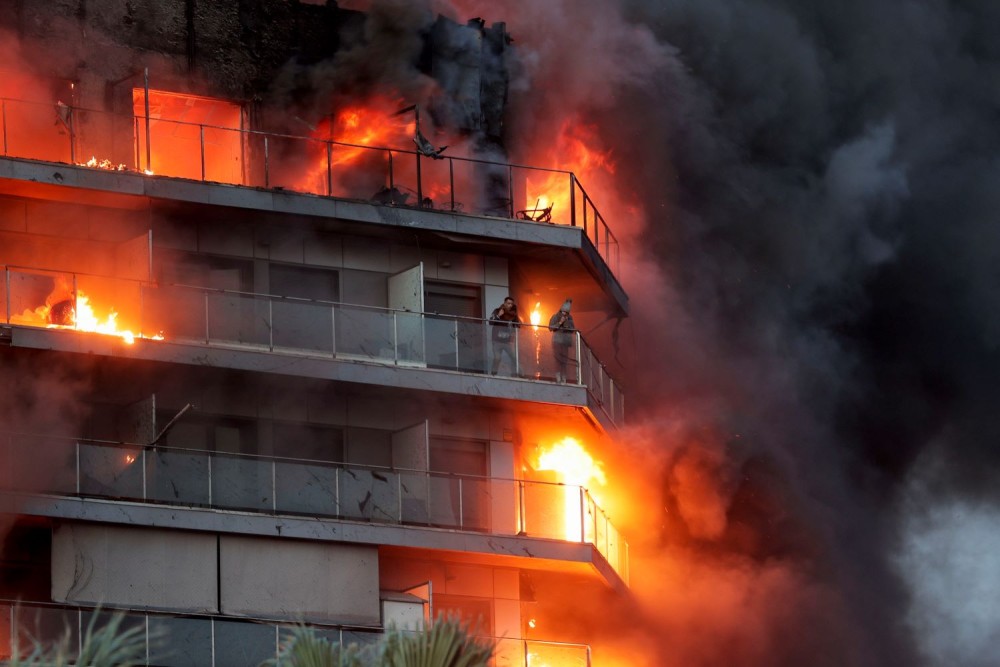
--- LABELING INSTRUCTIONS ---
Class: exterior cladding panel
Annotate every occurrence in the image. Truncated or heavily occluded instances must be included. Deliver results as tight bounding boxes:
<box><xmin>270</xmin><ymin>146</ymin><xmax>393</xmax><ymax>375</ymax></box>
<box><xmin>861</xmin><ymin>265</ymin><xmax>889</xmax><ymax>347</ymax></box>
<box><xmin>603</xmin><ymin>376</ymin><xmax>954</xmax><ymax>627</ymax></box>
<box><xmin>51</xmin><ymin>523</ymin><xmax>219</xmax><ymax>613</ymax></box>
<box><xmin>51</xmin><ymin>523</ymin><xmax>381</xmax><ymax>625</ymax></box>
<box><xmin>219</xmin><ymin>536</ymin><xmax>380</xmax><ymax>625</ymax></box>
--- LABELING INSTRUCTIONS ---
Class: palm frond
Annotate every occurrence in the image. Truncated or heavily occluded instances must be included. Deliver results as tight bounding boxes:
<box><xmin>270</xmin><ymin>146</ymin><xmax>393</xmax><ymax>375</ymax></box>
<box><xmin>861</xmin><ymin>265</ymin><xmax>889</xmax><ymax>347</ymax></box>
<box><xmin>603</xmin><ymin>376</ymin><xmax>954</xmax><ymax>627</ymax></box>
<box><xmin>378</xmin><ymin>616</ymin><xmax>493</xmax><ymax>667</ymax></box>
<box><xmin>265</xmin><ymin>625</ymin><xmax>364</xmax><ymax>667</ymax></box>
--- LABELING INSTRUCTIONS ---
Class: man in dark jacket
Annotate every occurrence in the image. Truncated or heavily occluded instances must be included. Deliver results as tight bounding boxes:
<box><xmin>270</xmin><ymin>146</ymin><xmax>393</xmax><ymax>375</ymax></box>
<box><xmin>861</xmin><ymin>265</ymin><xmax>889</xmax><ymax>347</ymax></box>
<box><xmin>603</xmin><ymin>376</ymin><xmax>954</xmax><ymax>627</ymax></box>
<box><xmin>489</xmin><ymin>296</ymin><xmax>522</xmax><ymax>375</ymax></box>
<box><xmin>548</xmin><ymin>299</ymin><xmax>575</xmax><ymax>383</ymax></box>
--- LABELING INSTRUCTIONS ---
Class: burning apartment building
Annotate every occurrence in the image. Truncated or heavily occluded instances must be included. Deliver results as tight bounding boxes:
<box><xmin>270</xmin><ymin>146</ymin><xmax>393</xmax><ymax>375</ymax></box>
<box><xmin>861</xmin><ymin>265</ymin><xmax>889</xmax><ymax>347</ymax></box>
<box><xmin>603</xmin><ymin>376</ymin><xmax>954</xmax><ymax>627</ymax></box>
<box><xmin>0</xmin><ymin>1</ymin><xmax>629</xmax><ymax>664</ymax></box>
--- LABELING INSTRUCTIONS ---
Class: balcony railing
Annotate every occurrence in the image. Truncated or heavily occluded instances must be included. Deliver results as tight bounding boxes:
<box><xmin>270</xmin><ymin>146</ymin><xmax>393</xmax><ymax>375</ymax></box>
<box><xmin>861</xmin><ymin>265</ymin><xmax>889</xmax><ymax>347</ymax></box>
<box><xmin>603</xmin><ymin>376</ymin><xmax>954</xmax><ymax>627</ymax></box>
<box><xmin>0</xmin><ymin>95</ymin><xmax>620</xmax><ymax>276</ymax></box>
<box><xmin>0</xmin><ymin>601</ymin><xmax>591</xmax><ymax>666</ymax></box>
<box><xmin>0</xmin><ymin>266</ymin><xmax>625</xmax><ymax>427</ymax></box>
<box><xmin>0</xmin><ymin>432</ymin><xmax>629</xmax><ymax>585</ymax></box>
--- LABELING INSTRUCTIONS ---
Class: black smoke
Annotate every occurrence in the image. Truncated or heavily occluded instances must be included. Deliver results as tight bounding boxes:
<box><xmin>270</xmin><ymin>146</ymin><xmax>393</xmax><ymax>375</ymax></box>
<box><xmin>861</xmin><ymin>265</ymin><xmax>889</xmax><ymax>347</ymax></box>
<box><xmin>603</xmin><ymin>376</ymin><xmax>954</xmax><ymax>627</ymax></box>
<box><xmin>435</xmin><ymin>0</ymin><xmax>1000</xmax><ymax>664</ymax></box>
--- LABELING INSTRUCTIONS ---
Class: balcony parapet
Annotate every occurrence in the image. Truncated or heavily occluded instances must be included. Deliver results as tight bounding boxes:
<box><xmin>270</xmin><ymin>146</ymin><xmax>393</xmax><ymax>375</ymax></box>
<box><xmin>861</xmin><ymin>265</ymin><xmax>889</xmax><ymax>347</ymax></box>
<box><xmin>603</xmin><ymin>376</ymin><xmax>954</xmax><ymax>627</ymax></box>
<box><xmin>0</xmin><ymin>433</ymin><xmax>629</xmax><ymax>586</ymax></box>
<box><xmin>0</xmin><ymin>95</ymin><xmax>620</xmax><ymax>279</ymax></box>
<box><xmin>0</xmin><ymin>266</ymin><xmax>625</xmax><ymax>428</ymax></box>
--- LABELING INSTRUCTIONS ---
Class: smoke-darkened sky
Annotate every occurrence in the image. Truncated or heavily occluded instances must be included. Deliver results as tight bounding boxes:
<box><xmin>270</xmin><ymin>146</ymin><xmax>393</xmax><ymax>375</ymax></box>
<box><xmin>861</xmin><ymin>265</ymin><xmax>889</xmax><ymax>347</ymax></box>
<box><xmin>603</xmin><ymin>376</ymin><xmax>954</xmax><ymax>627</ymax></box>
<box><xmin>433</xmin><ymin>0</ymin><xmax>1000</xmax><ymax>664</ymax></box>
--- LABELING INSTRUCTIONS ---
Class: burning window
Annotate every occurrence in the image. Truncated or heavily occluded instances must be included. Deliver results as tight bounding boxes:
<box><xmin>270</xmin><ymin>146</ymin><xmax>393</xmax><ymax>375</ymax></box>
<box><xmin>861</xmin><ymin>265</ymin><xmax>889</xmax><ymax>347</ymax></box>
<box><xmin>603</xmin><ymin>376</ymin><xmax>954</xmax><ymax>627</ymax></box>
<box><xmin>133</xmin><ymin>89</ymin><xmax>245</xmax><ymax>183</ymax></box>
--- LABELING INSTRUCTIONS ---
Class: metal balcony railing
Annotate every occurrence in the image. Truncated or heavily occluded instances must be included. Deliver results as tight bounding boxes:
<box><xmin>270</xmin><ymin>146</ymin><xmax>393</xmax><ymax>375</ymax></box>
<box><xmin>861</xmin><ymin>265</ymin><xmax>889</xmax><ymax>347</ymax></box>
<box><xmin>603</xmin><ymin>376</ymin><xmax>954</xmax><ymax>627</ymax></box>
<box><xmin>0</xmin><ymin>600</ymin><xmax>592</xmax><ymax>666</ymax></box>
<box><xmin>0</xmin><ymin>432</ymin><xmax>629</xmax><ymax>585</ymax></box>
<box><xmin>0</xmin><ymin>266</ymin><xmax>625</xmax><ymax>427</ymax></box>
<box><xmin>0</xmin><ymin>95</ymin><xmax>620</xmax><ymax>276</ymax></box>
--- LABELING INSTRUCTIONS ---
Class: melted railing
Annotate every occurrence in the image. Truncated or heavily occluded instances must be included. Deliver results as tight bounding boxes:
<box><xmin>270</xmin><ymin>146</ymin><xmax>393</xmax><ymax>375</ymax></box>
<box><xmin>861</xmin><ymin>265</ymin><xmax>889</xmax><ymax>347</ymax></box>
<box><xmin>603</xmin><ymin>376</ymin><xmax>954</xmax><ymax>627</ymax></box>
<box><xmin>0</xmin><ymin>266</ymin><xmax>625</xmax><ymax>428</ymax></box>
<box><xmin>0</xmin><ymin>95</ymin><xmax>620</xmax><ymax>276</ymax></box>
<box><xmin>0</xmin><ymin>433</ymin><xmax>629</xmax><ymax>584</ymax></box>
<box><xmin>0</xmin><ymin>600</ymin><xmax>592</xmax><ymax>666</ymax></box>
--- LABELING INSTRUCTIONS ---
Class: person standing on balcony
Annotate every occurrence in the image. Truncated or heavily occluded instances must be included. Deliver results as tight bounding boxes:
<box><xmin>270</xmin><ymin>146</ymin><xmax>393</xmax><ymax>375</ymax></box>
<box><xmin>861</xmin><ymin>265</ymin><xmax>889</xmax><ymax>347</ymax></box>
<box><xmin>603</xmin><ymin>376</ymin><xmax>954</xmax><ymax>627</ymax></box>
<box><xmin>548</xmin><ymin>299</ymin><xmax>576</xmax><ymax>383</ymax></box>
<box><xmin>490</xmin><ymin>296</ymin><xmax>522</xmax><ymax>375</ymax></box>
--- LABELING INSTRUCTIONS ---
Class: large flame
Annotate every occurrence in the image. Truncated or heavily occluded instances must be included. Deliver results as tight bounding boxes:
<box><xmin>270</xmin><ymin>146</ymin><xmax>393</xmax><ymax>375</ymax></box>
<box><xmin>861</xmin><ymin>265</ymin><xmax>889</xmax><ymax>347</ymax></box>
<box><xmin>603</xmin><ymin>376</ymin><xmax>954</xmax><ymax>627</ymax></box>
<box><xmin>535</xmin><ymin>437</ymin><xmax>607</xmax><ymax>541</ymax></box>
<box><xmin>524</xmin><ymin>121</ymin><xmax>615</xmax><ymax>224</ymax></box>
<box><xmin>10</xmin><ymin>289</ymin><xmax>160</xmax><ymax>345</ymax></box>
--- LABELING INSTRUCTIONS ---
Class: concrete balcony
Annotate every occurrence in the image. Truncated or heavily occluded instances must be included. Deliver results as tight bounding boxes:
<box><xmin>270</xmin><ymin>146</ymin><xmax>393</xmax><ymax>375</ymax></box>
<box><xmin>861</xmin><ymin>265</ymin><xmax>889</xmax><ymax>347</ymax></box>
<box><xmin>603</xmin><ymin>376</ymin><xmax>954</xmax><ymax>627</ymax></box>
<box><xmin>0</xmin><ymin>434</ymin><xmax>630</xmax><ymax>590</ymax></box>
<box><xmin>0</xmin><ymin>94</ymin><xmax>627</xmax><ymax>314</ymax></box>
<box><xmin>0</xmin><ymin>266</ymin><xmax>625</xmax><ymax>430</ymax></box>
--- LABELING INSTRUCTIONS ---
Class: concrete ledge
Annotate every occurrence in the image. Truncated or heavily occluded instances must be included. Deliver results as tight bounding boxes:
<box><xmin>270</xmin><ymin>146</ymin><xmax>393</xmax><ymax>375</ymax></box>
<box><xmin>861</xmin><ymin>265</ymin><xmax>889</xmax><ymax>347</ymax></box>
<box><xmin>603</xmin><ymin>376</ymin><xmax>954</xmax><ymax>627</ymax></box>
<box><xmin>9</xmin><ymin>325</ymin><xmax>590</xmax><ymax>408</ymax></box>
<box><xmin>1</xmin><ymin>492</ymin><xmax>628</xmax><ymax>593</ymax></box>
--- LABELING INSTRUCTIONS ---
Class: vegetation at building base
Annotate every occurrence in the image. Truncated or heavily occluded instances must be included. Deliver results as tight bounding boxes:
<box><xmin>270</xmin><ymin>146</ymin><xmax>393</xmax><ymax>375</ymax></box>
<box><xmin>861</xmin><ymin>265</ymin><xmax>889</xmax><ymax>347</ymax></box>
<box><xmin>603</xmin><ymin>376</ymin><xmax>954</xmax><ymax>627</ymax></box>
<box><xmin>6</xmin><ymin>613</ymin><xmax>492</xmax><ymax>667</ymax></box>
<box><xmin>269</xmin><ymin>617</ymin><xmax>494</xmax><ymax>667</ymax></box>
<box><xmin>7</xmin><ymin>613</ymin><xmax>149</xmax><ymax>667</ymax></box>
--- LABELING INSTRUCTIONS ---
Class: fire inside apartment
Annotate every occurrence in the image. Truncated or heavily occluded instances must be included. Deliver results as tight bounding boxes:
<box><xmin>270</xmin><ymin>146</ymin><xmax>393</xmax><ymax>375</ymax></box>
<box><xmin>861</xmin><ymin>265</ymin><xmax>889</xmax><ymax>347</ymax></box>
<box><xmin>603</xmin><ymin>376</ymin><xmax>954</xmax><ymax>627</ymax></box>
<box><xmin>0</xmin><ymin>3</ymin><xmax>629</xmax><ymax>666</ymax></box>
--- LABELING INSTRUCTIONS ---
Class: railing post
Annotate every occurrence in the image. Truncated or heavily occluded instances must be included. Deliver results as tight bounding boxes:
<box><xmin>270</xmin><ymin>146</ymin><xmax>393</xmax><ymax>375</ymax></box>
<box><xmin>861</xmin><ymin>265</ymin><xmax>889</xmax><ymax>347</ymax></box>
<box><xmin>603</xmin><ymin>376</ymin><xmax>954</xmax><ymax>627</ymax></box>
<box><xmin>416</xmin><ymin>151</ymin><xmax>423</xmax><ymax>205</ymax></box>
<box><xmin>513</xmin><ymin>326</ymin><xmax>520</xmax><ymax>376</ymax></box>
<box><xmin>579</xmin><ymin>487</ymin><xmax>585</xmax><ymax>542</ymax></box>
<box><xmin>574</xmin><ymin>332</ymin><xmax>582</xmax><ymax>385</ymax></box>
<box><xmin>458</xmin><ymin>477</ymin><xmax>464</xmax><ymax>529</ymax></box>
<box><xmin>133</xmin><ymin>116</ymin><xmax>141</xmax><ymax>170</ymax></box>
<box><xmin>199</xmin><ymin>125</ymin><xmax>206</xmax><ymax>181</ymax></box>
<box><xmin>388</xmin><ymin>150</ymin><xmax>394</xmax><ymax>193</ymax></box>
<box><xmin>507</xmin><ymin>165</ymin><xmax>514</xmax><ymax>218</ymax></box>
<box><xmin>75</xmin><ymin>440</ymin><xmax>81</xmax><ymax>495</ymax></box>
<box><xmin>449</xmin><ymin>158</ymin><xmax>455</xmax><ymax>211</ymax></box>
<box><xmin>143</xmin><ymin>68</ymin><xmax>152</xmax><ymax>172</ymax></box>
<box><xmin>330</xmin><ymin>304</ymin><xmax>337</xmax><ymax>358</ymax></box>
<box><xmin>271</xmin><ymin>459</ymin><xmax>277</xmax><ymax>513</ymax></box>
<box><xmin>67</xmin><ymin>103</ymin><xmax>76</xmax><ymax>164</ymax></box>
<box><xmin>397</xmin><ymin>472</ymin><xmax>403</xmax><ymax>522</ymax></box>
<box><xmin>392</xmin><ymin>311</ymin><xmax>399</xmax><ymax>363</ymax></box>
<box><xmin>263</xmin><ymin>136</ymin><xmax>270</xmax><ymax>188</ymax></box>
<box><xmin>570</xmin><ymin>173</ymin><xmax>576</xmax><ymax>227</ymax></box>
<box><xmin>5</xmin><ymin>267</ymin><xmax>11</xmax><ymax>323</ymax></box>
<box><xmin>1</xmin><ymin>99</ymin><xmax>7</xmax><ymax>156</ymax></box>
<box><xmin>207</xmin><ymin>452</ymin><xmax>213</xmax><ymax>506</ymax></box>
<box><xmin>326</xmin><ymin>141</ymin><xmax>333</xmax><ymax>196</ymax></box>
<box><xmin>453</xmin><ymin>319</ymin><xmax>459</xmax><ymax>370</ymax></box>
<box><xmin>142</xmin><ymin>446</ymin><xmax>147</xmax><ymax>500</ymax></box>
<box><xmin>72</xmin><ymin>273</ymin><xmax>78</xmax><ymax>331</ymax></box>
<box><xmin>518</xmin><ymin>480</ymin><xmax>526</xmax><ymax>534</ymax></box>
<box><xmin>268</xmin><ymin>298</ymin><xmax>274</xmax><ymax>351</ymax></box>
<box><xmin>203</xmin><ymin>291</ymin><xmax>210</xmax><ymax>343</ymax></box>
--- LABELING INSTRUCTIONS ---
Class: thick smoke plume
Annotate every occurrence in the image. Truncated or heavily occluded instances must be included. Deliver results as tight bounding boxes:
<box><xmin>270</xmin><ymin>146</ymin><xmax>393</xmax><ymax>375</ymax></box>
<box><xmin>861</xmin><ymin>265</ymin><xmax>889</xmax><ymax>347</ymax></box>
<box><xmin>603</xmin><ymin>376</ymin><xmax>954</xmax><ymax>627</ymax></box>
<box><xmin>434</xmin><ymin>0</ymin><xmax>1000</xmax><ymax>664</ymax></box>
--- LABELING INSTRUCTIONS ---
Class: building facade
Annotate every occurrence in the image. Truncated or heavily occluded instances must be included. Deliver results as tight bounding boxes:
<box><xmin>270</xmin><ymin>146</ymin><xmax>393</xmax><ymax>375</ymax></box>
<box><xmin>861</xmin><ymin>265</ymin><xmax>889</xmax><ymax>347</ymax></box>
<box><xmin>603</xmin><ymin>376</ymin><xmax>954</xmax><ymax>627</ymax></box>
<box><xmin>0</xmin><ymin>2</ymin><xmax>629</xmax><ymax>665</ymax></box>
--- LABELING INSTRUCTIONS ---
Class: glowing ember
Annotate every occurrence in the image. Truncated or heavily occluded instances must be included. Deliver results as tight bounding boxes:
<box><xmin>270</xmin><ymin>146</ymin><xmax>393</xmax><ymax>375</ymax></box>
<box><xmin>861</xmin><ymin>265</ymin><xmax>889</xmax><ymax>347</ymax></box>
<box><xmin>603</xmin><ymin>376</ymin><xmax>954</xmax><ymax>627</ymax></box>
<box><xmin>77</xmin><ymin>156</ymin><xmax>128</xmax><ymax>171</ymax></box>
<box><xmin>535</xmin><ymin>437</ymin><xmax>606</xmax><ymax>541</ymax></box>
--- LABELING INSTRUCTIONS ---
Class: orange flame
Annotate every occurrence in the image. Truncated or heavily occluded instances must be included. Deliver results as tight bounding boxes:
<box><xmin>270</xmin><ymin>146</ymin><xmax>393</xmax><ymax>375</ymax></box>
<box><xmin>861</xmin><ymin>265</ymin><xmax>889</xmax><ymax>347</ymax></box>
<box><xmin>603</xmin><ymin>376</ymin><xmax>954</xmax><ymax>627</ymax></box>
<box><xmin>529</xmin><ymin>301</ymin><xmax>542</xmax><ymax>327</ymax></box>
<box><xmin>325</xmin><ymin>99</ymin><xmax>415</xmax><ymax>164</ymax></box>
<box><xmin>11</xmin><ymin>289</ymin><xmax>162</xmax><ymax>345</ymax></box>
<box><xmin>524</xmin><ymin>121</ymin><xmax>615</xmax><ymax>224</ymax></box>
<box><xmin>535</xmin><ymin>437</ymin><xmax>606</xmax><ymax>541</ymax></box>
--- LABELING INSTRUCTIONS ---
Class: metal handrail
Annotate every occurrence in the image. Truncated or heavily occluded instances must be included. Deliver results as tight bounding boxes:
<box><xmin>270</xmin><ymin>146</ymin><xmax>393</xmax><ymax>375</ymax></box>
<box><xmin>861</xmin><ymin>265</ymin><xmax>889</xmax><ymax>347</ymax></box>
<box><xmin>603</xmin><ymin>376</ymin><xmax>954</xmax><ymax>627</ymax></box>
<box><xmin>0</xmin><ymin>95</ymin><xmax>620</xmax><ymax>275</ymax></box>
<box><xmin>0</xmin><ymin>264</ymin><xmax>625</xmax><ymax>427</ymax></box>
<box><xmin>1</xmin><ymin>430</ymin><xmax>630</xmax><ymax>584</ymax></box>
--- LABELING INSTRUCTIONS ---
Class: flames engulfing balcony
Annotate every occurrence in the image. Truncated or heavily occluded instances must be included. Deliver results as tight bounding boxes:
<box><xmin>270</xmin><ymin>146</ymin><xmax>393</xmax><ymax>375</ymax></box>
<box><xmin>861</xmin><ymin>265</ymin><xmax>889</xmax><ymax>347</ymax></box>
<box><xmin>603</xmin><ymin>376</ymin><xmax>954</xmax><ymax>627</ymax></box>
<box><xmin>0</xmin><ymin>92</ymin><xmax>620</xmax><ymax>276</ymax></box>
<box><xmin>0</xmin><ymin>267</ymin><xmax>625</xmax><ymax>427</ymax></box>
<box><xmin>0</xmin><ymin>433</ymin><xmax>629</xmax><ymax>585</ymax></box>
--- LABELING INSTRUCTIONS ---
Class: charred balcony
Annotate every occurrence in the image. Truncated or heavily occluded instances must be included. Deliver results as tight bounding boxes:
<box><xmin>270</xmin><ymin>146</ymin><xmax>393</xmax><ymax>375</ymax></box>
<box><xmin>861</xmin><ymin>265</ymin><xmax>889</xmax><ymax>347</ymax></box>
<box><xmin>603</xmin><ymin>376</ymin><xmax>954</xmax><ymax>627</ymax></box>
<box><xmin>0</xmin><ymin>93</ymin><xmax>626</xmax><ymax>314</ymax></box>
